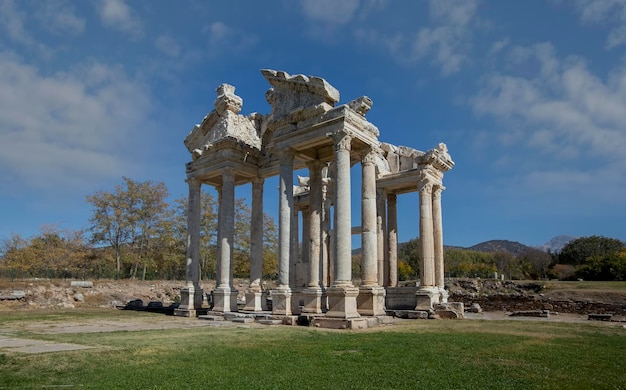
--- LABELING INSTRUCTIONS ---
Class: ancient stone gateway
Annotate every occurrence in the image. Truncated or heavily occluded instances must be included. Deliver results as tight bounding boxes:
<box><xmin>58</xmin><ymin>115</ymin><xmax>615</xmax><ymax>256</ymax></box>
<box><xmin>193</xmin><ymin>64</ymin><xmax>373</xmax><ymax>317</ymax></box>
<box><xmin>175</xmin><ymin>70</ymin><xmax>456</xmax><ymax>327</ymax></box>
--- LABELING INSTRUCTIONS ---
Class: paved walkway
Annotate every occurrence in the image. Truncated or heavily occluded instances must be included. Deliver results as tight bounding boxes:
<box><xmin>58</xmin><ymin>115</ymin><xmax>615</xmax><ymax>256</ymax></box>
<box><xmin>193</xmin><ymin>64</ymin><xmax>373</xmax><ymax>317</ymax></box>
<box><xmin>0</xmin><ymin>334</ymin><xmax>93</xmax><ymax>354</ymax></box>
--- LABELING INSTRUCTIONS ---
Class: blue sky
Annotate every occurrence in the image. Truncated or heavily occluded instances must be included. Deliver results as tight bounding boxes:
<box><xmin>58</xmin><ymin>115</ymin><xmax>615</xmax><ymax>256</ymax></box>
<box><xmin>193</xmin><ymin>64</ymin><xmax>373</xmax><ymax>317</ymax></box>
<box><xmin>1</xmin><ymin>0</ymin><xmax>625</xmax><ymax>248</ymax></box>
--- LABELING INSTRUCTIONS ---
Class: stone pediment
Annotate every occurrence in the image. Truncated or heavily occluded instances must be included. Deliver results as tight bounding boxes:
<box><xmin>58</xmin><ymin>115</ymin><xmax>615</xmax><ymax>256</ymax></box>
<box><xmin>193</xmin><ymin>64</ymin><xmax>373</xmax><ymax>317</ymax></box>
<box><xmin>184</xmin><ymin>84</ymin><xmax>261</xmax><ymax>160</ymax></box>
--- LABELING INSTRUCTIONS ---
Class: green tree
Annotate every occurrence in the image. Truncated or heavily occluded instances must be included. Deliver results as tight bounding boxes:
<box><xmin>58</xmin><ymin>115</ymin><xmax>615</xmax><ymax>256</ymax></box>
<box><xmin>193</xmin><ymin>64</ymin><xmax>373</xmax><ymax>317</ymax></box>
<box><xmin>86</xmin><ymin>177</ymin><xmax>170</xmax><ymax>279</ymax></box>
<box><xmin>559</xmin><ymin>236</ymin><xmax>625</xmax><ymax>266</ymax></box>
<box><xmin>398</xmin><ymin>238</ymin><xmax>421</xmax><ymax>279</ymax></box>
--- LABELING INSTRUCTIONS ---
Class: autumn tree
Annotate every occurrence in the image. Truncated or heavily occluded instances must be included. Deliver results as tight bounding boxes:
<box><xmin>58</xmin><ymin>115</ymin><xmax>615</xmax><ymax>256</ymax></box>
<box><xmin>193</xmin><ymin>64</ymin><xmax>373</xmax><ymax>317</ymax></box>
<box><xmin>86</xmin><ymin>177</ymin><xmax>170</xmax><ymax>279</ymax></box>
<box><xmin>1</xmin><ymin>226</ymin><xmax>89</xmax><ymax>278</ymax></box>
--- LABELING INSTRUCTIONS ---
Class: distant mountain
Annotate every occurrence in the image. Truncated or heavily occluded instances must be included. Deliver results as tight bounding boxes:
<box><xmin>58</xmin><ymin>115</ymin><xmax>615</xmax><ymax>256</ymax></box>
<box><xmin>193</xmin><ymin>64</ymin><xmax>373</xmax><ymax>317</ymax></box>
<box><xmin>535</xmin><ymin>235</ymin><xmax>578</xmax><ymax>253</ymax></box>
<box><xmin>467</xmin><ymin>240</ymin><xmax>532</xmax><ymax>257</ymax></box>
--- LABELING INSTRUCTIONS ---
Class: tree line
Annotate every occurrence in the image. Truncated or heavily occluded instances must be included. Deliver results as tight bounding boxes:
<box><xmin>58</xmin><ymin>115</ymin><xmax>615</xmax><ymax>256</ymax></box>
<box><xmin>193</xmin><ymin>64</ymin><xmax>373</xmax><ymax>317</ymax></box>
<box><xmin>2</xmin><ymin>177</ymin><xmax>624</xmax><ymax>282</ymax></box>
<box><xmin>392</xmin><ymin>235</ymin><xmax>626</xmax><ymax>281</ymax></box>
<box><xmin>0</xmin><ymin>177</ymin><xmax>278</xmax><ymax>281</ymax></box>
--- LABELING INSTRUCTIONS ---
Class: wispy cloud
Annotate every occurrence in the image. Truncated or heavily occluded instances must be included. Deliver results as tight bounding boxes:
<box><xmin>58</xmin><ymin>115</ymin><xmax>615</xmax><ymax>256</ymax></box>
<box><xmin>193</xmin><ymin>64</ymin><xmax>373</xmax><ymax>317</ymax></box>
<box><xmin>154</xmin><ymin>34</ymin><xmax>181</xmax><ymax>58</ymax></box>
<box><xmin>300</xmin><ymin>0</ymin><xmax>360</xmax><ymax>25</ymax></box>
<box><xmin>0</xmin><ymin>0</ymin><xmax>36</xmax><ymax>46</ymax></box>
<box><xmin>471</xmin><ymin>42</ymin><xmax>626</xmax><ymax>207</ymax></box>
<box><xmin>96</xmin><ymin>0</ymin><xmax>142</xmax><ymax>38</ymax></box>
<box><xmin>35</xmin><ymin>0</ymin><xmax>85</xmax><ymax>36</ymax></box>
<box><xmin>571</xmin><ymin>0</ymin><xmax>626</xmax><ymax>49</ymax></box>
<box><xmin>354</xmin><ymin>0</ymin><xmax>481</xmax><ymax>75</ymax></box>
<box><xmin>203</xmin><ymin>21</ymin><xmax>257</xmax><ymax>54</ymax></box>
<box><xmin>0</xmin><ymin>53</ymin><xmax>151</xmax><ymax>194</ymax></box>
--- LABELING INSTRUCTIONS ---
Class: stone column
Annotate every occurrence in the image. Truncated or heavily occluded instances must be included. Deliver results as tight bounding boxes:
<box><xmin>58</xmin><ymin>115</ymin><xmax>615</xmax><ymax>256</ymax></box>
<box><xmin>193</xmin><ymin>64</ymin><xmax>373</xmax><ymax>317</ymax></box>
<box><xmin>432</xmin><ymin>185</ymin><xmax>448</xmax><ymax>303</ymax></box>
<box><xmin>358</xmin><ymin>148</ymin><xmax>386</xmax><ymax>316</ymax></box>
<box><xmin>376</xmin><ymin>189</ymin><xmax>387</xmax><ymax>287</ymax></box>
<box><xmin>271</xmin><ymin>150</ymin><xmax>293</xmax><ymax>315</ymax></box>
<box><xmin>175</xmin><ymin>177</ymin><xmax>203</xmax><ymax>317</ymax></box>
<box><xmin>326</xmin><ymin>131</ymin><xmax>360</xmax><ymax>319</ymax></box>
<box><xmin>244</xmin><ymin>177</ymin><xmax>264</xmax><ymax>312</ymax></box>
<box><xmin>387</xmin><ymin>193</ymin><xmax>398</xmax><ymax>288</ymax></box>
<box><xmin>302</xmin><ymin>160</ymin><xmax>323</xmax><ymax>313</ymax></box>
<box><xmin>213</xmin><ymin>168</ymin><xmax>238</xmax><ymax>312</ymax></box>
<box><xmin>416</xmin><ymin>179</ymin><xmax>438</xmax><ymax>310</ymax></box>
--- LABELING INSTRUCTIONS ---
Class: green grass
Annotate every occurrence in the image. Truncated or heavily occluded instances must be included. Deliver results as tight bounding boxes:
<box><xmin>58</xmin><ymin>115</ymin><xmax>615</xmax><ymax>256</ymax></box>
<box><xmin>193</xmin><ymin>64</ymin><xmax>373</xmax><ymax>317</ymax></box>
<box><xmin>1</xmin><ymin>310</ymin><xmax>625</xmax><ymax>389</ymax></box>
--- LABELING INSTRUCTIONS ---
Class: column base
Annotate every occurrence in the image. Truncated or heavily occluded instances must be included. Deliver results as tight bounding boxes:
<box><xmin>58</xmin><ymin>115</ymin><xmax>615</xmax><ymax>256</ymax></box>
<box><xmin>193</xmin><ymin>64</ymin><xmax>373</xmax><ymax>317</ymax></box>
<box><xmin>326</xmin><ymin>285</ymin><xmax>360</xmax><ymax>319</ymax></box>
<box><xmin>174</xmin><ymin>285</ymin><xmax>202</xmax><ymax>317</ymax></box>
<box><xmin>242</xmin><ymin>289</ymin><xmax>264</xmax><ymax>312</ymax></box>
<box><xmin>270</xmin><ymin>286</ymin><xmax>292</xmax><ymax>316</ymax></box>
<box><xmin>291</xmin><ymin>289</ymin><xmax>303</xmax><ymax>315</ymax></box>
<box><xmin>357</xmin><ymin>285</ymin><xmax>386</xmax><ymax>316</ymax></box>
<box><xmin>439</xmin><ymin>287</ymin><xmax>449</xmax><ymax>303</ymax></box>
<box><xmin>415</xmin><ymin>286</ymin><xmax>440</xmax><ymax>310</ymax></box>
<box><xmin>301</xmin><ymin>287</ymin><xmax>323</xmax><ymax>314</ymax></box>
<box><xmin>212</xmin><ymin>286</ymin><xmax>238</xmax><ymax>313</ymax></box>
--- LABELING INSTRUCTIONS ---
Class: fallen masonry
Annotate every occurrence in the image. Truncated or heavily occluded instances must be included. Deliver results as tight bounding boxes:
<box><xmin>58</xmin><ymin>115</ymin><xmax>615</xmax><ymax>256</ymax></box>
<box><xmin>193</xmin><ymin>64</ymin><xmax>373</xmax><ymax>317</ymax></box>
<box><xmin>175</xmin><ymin>69</ymin><xmax>461</xmax><ymax>329</ymax></box>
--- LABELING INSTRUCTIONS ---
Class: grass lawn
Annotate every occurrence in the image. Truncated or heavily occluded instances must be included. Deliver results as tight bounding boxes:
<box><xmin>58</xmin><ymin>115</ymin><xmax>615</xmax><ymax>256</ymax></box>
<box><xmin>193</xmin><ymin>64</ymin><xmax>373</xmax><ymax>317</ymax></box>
<box><xmin>0</xmin><ymin>310</ymin><xmax>625</xmax><ymax>389</ymax></box>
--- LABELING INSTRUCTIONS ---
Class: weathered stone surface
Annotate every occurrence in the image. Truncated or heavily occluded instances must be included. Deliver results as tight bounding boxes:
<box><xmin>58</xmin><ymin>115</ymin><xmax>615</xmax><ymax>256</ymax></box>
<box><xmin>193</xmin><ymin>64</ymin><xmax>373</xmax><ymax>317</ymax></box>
<box><xmin>179</xmin><ymin>69</ymin><xmax>458</xmax><ymax>328</ymax></box>
<box><xmin>70</xmin><ymin>281</ymin><xmax>93</xmax><ymax>288</ymax></box>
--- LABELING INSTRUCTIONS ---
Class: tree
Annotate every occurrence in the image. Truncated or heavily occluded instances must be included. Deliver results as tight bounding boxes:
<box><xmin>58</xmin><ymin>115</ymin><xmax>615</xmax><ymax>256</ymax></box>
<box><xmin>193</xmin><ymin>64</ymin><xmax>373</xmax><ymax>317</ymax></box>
<box><xmin>1</xmin><ymin>226</ymin><xmax>89</xmax><ymax>279</ymax></box>
<box><xmin>398</xmin><ymin>238</ymin><xmax>421</xmax><ymax>279</ymax></box>
<box><xmin>559</xmin><ymin>236</ymin><xmax>625</xmax><ymax>266</ymax></box>
<box><xmin>86</xmin><ymin>177</ymin><xmax>170</xmax><ymax>278</ymax></box>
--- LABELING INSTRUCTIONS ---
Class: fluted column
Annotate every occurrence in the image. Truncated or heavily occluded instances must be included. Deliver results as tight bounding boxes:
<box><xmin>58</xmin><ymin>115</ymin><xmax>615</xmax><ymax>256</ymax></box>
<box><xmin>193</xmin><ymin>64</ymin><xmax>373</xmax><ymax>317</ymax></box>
<box><xmin>360</xmin><ymin>149</ymin><xmax>378</xmax><ymax>286</ymax></box>
<box><xmin>433</xmin><ymin>185</ymin><xmax>445</xmax><ymax>289</ymax></box>
<box><xmin>244</xmin><ymin>177</ymin><xmax>265</xmax><ymax>312</ymax></box>
<box><xmin>308</xmin><ymin>161</ymin><xmax>322</xmax><ymax>288</ymax></box>
<box><xmin>326</xmin><ymin>130</ymin><xmax>360</xmax><ymax>319</ymax></box>
<box><xmin>272</xmin><ymin>150</ymin><xmax>294</xmax><ymax>315</ymax></box>
<box><xmin>419</xmin><ymin>181</ymin><xmax>435</xmax><ymax>287</ymax></box>
<box><xmin>433</xmin><ymin>185</ymin><xmax>448</xmax><ymax>303</ymax></box>
<box><xmin>250</xmin><ymin>178</ymin><xmax>264</xmax><ymax>289</ymax></box>
<box><xmin>174</xmin><ymin>177</ymin><xmax>203</xmax><ymax>317</ymax></box>
<box><xmin>333</xmin><ymin>131</ymin><xmax>353</xmax><ymax>286</ymax></box>
<box><xmin>278</xmin><ymin>151</ymin><xmax>294</xmax><ymax>288</ymax></box>
<box><xmin>218</xmin><ymin>168</ymin><xmax>235</xmax><ymax>289</ymax></box>
<box><xmin>212</xmin><ymin>168</ymin><xmax>238</xmax><ymax>313</ymax></box>
<box><xmin>387</xmin><ymin>193</ymin><xmax>398</xmax><ymax>287</ymax></box>
<box><xmin>415</xmin><ymin>179</ymin><xmax>438</xmax><ymax>310</ymax></box>
<box><xmin>302</xmin><ymin>161</ymin><xmax>323</xmax><ymax>314</ymax></box>
<box><xmin>186</xmin><ymin>178</ymin><xmax>201</xmax><ymax>289</ymax></box>
<box><xmin>376</xmin><ymin>189</ymin><xmax>387</xmax><ymax>287</ymax></box>
<box><xmin>357</xmin><ymin>148</ymin><xmax>386</xmax><ymax>316</ymax></box>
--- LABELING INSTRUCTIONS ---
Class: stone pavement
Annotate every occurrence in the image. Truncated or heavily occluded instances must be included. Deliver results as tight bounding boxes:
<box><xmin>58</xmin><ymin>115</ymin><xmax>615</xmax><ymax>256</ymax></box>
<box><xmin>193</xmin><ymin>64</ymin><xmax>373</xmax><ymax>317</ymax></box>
<box><xmin>0</xmin><ymin>334</ymin><xmax>93</xmax><ymax>354</ymax></box>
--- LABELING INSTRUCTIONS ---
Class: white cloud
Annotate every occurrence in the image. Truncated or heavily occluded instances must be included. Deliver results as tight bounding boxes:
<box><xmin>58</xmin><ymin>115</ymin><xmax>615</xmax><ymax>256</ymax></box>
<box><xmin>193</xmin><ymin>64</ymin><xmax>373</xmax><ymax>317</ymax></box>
<box><xmin>203</xmin><ymin>21</ymin><xmax>257</xmax><ymax>54</ymax></box>
<box><xmin>0</xmin><ymin>53</ymin><xmax>151</xmax><ymax>194</ymax></box>
<box><xmin>354</xmin><ymin>0</ymin><xmax>481</xmax><ymax>75</ymax></box>
<box><xmin>155</xmin><ymin>34</ymin><xmax>181</xmax><ymax>58</ymax></box>
<box><xmin>572</xmin><ymin>0</ymin><xmax>626</xmax><ymax>48</ymax></box>
<box><xmin>0</xmin><ymin>0</ymin><xmax>36</xmax><ymax>46</ymax></box>
<box><xmin>300</xmin><ymin>0</ymin><xmax>360</xmax><ymax>25</ymax></box>
<box><xmin>471</xmin><ymin>42</ymin><xmax>626</xmax><ymax>205</ymax></box>
<box><xmin>35</xmin><ymin>0</ymin><xmax>85</xmax><ymax>35</ymax></box>
<box><xmin>96</xmin><ymin>0</ymin><xmax>142</xmax><ymax>38</ymax></box>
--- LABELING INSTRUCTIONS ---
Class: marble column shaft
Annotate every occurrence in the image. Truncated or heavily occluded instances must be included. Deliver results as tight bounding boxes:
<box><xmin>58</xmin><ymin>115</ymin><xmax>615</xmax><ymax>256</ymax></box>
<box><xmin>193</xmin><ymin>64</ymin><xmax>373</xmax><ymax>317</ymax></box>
<box><xmin>433</xmin><ymin>186</ymin><xmax>445</xmax><ymax>288</ymax></box>
<box><xmin>333</xmin><ymin>132</ymin><xmax>353</xmax><ymax>286</ymax></box>
<box><xmin>219</xmin><ymin>168</ymin><xmax>235</xmax><ymax>288</ymax></box>
<box><xmin>419</xmin><ymin>182</ymin><xmax>435</xmax><ymax>287</ymax></box>
<box><xmin>278</xmin><ymin>151</ymin><xmax>294</xmax><ymax>288</ymax></box>
<box><xmin>250</xmin><ymin>177</ymin><xmax>264</xmax><ymax>289</ymax></box>
<box><xmin>361</xmin><ymin>149</ymin><xmax>378</xmax><ymax>286</ymax></box>
<box><xmin>186</xmin><ymin>178</ymin><xmax>201</xmax><ymax>288</ymax></box>
<box><xmin>387</xmin><ymin>193</ymin><xmax>398</xmax><ymax>287</ymax></box>
<box><xmin>308</xmin><ymin>161</ymin><xmax>322</xmax><ymax>287</ymax></box>
<box><xmin>376</xmin><ymin>189</ymin><xmax>387</xmax><ymax>286</ymax></box>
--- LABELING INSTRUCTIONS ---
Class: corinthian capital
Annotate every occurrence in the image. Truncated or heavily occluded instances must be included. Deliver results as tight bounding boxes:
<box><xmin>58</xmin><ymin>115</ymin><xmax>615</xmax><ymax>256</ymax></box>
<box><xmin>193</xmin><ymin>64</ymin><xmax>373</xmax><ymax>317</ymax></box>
<box><xmin>333</xmin><ymin>130</ymin><xmax>353</xmax><ymax>152</ymax></box>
